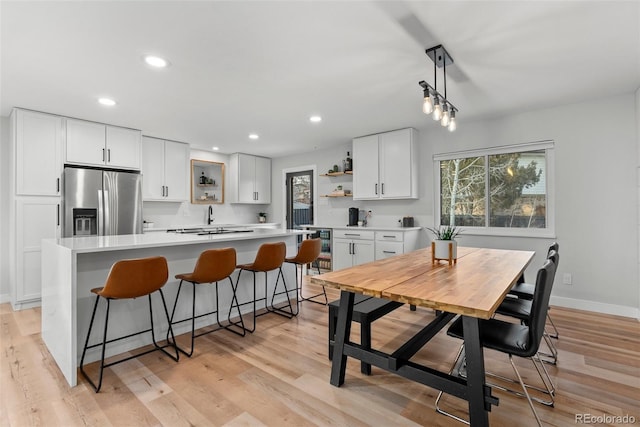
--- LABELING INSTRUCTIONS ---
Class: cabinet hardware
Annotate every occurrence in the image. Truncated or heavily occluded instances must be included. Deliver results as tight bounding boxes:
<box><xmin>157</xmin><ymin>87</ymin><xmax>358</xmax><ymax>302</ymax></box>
<box><xmin>107</xmin><ymin>149</ymin><xmax>111</xmax><ymax>162</ymax></box>
<box><xmin>381</xmin><ymin>183</ymin><xmax>384</xmax><ymax>194</ymax></box>
<box><xmin>56</xmin><ymin>178</ymin><xmax>60</xmax><ymax>193</ymax></box>
<box><xmin>383</xmin><ymin>250</ymin><xmax>396</xmax><ymax>254</ymax></box>
<box><xmin>345</xmin><ymin>233</ymin><xmax>360</xmax><ymax>236</ymax></box>
<box><xmin>161</xmin><ymin>186</ymin><xmax>165</xmax><ymax>197</ymax></box>
<box><xmin>102</xmin><ymin>148</ymin><xmax>105</xmax><ymax>162</ymax></box>
<box><xmin>57</xmin><ymin>204</ymin><xmax>60</xmax><ymax>226</ymax></box>
<box><xmin>352</xmin><ymin>243</ymin><xmax>356</xmax><ymax>254</ymax></box>
<box><xmin>165</xmin><ymin>186</ymin><xmax>168</xmax><ymax>197</ymax></box>
<box><xmin>383</xmin><ymin>235</ymin><xmax>395</xmax><ymax>238</ymax></box>
<box><xmin>375</xmin><ymin>183</ymin><xmax>378</xmax><ymax>195</ymax></box>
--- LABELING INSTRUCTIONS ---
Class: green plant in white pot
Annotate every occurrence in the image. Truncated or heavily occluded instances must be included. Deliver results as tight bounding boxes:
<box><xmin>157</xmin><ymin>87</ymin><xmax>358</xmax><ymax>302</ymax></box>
<box><xmin>427</xmin><ymin>225</ymin><xmax>462</xmax><ymax>264</ymax></box>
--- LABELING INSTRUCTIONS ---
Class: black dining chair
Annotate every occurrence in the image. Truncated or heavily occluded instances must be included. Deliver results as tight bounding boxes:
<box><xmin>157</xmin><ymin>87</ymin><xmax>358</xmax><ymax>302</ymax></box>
<box><xmin>435</xmin><ymin>258</ymin><xmax>557</xmax><ymax>427</ymax></box>
<box><xmin>499</xmin><ymin>245</ymin><xmax>560</xmax><ymax>365</ymax></box>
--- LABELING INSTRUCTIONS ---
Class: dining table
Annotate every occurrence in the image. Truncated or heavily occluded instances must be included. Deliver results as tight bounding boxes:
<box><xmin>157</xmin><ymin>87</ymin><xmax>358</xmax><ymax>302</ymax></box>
<box><xmin>310</xmin><ymin>246</ymin><xmax>535</xmax><ymax>427</ymax></box>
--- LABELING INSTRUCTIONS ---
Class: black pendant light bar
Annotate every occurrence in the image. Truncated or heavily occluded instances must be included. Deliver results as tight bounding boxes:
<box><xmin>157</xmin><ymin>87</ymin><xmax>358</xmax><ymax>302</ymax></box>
<box><xmin>419</xmin><ymin>44</ymin><xmax>458</xmax><ymax>131</ymax></box>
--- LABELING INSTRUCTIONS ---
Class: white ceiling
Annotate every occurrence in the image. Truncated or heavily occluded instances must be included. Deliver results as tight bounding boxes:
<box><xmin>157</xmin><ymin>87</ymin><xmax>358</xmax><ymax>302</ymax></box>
<box><xmin>2</xmin><ymin>1</ymin><xmax>639</xmax><ymax>158</ymax></box>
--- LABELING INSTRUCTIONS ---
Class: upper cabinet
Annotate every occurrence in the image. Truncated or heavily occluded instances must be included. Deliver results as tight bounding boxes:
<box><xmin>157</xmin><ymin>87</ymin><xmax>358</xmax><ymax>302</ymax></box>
<box><xmin>228</xmin><ymin>153</ymin><xmax>271</xmax><ymax>204</ymax></box>
<box><xmin>65</xmin><ymin>118</ymin><xmax>141</xmax><ymax>170</ymax></box>
<box><xmin>352</xmin><ymin>128</ymin><xmax>418</xmax><ymax>200</ymax></box>
<box><xmin>141</xmin><ymin>136</ymin><xmax>189</xmax><ymax>202</ymax></box>
<box><xmin>12</xmin><ymin>109</ymin><xmax>63</xmax><ymax>196</ymax></box>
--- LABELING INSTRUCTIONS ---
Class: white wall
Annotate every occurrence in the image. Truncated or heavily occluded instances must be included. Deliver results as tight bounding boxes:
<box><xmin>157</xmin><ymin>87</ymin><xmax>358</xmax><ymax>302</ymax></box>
<box><xmin>271</xmin><ymin>93</ymin><xmax>640</xmax><ymax>317</ymax></box>
<box><xmin>142</xmin><ymin>149</ymin><xmax>265</xmax><ymax>228</ymax></box>
<box><xmin>0</xmin><ymin>117</ymin><xmax>9</xmax><ymax>302</ymax></box>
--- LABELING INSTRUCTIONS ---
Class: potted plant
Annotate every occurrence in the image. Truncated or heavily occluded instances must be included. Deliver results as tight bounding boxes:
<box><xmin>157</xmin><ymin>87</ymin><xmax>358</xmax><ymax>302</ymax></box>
<box><xmin>427</xmin><ymin>225</ymin><xmax>462</xmax><ymax>264</ymax></box>
<box><xmin>258</xmin><ymin>212</ymin><xmax>267</xmax><ymax>223</ymax></box>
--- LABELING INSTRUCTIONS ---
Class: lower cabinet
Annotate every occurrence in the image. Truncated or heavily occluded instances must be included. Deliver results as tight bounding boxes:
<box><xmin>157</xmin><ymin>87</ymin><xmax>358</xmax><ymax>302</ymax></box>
<box><xmin>13</xmin><ymin>197</ymin><xmax>61</xmax><ymax>308</ymax></box>
<box><xmin>375</xmin><ymin>230</ymin><xmax>420</xmax><ymax>260</ymax></box>
<box><xmin>332</xmin><ymin>230</ymin><xmax>375</xmax><ymax>271</ymax></box>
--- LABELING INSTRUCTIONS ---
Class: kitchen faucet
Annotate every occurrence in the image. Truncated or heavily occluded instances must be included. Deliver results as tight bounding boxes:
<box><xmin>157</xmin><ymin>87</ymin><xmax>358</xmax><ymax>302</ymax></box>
<box><xmin>207</xmin><ymin>205</ymin><xmax>214</xmax><ymax>225</ymax></box>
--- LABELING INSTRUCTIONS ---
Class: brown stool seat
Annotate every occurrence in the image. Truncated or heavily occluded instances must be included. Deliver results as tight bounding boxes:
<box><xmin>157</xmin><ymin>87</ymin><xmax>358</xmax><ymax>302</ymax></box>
<box><xmin>168</xmin><ymin>248</ymin><xmax>245</xmax><ymax>357</ymax></box>
<box><xmin>285</xmin><ymin>238</ymin><xmax>326</xmax><ymax>308</ymax></box>
<box><xmin>80</xmin><ymin>256</ymin><xmax>179</xmax><ymax>393</ymax></box>
<box><xmin>231</xmin><ymin>242</ymin><xmax>295</xmax><ymax>333</ymax></box>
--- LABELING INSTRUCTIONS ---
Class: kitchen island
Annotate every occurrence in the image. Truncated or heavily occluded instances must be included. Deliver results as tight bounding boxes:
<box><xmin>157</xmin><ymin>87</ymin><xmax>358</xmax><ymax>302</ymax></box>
<box><xmin>41</xmin><ymin>228</ymin><xmax>305</xmax><ymax>387</ymax></box>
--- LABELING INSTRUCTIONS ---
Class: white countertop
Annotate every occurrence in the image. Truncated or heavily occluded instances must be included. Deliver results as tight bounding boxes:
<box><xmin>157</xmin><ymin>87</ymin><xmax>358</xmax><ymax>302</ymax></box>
<box><xmin>45</xmin><ymin>228</ymin><xmax>305</xmax><ymax>254</ymax></box>
<box><xmin>300</xmin><ymin>224</ymin><xmax>423</xmax><ymax>232</ymax></box>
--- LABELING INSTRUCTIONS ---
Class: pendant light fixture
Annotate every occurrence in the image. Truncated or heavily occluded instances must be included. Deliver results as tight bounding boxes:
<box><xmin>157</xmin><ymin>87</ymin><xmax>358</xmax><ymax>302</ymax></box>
<box><xmin>418</xmin><ymin>45</ymin><xmax>458</xmax><ymax>132</ymax></box>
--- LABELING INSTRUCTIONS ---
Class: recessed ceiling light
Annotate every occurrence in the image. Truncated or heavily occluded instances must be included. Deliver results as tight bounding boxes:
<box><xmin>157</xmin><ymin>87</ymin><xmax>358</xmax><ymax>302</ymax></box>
<box><xmin>212</xmin><ymin>146</ymin><xmax>219</xmax><ymax>151</ymax></box>
<box><xmin>144</xmin><ymin>55</ymin><xmax>169</xmax><ymax>68</ymax></box>
<box><xmin>98</xmin><ymin>98</ymin><xmax>116</xmax><ymax>106</ymax></box>
<box><xmin>249</xmin><ymin>134</ymin><xmax>259</xmax><ymax>140</ymax></box>
<box><xmin>309</xmin><ymin>115</ymin><xmax>322</xmax><ymax>123</ymax></box>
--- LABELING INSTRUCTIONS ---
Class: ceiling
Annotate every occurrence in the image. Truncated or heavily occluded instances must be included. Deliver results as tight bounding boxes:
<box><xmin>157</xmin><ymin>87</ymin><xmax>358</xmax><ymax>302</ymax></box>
<box><xmin>2</xmin><ymin>1</ymin><xmax>639</xmax><ymax>158</ymax></box>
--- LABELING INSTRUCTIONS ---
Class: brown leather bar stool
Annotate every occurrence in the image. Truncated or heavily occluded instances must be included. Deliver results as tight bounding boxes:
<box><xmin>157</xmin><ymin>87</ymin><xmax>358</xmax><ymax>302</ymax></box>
<box><xmin>80</xmin><ymin>256</ymin><xmax>179</xmax><ymax>393</ymax></box>
<box><xmin>285</xmin><ymin>238</ymin><xmax>326</xmax><ymax>312</ymax></box>
<box><xmin>168</xmin><ymin>248</ymin><xmax>246</xmax><ymax>357</ymax></box>
<box><xmin>232</xmin><ymin>242</ymin><xmax>294</xmax><ymax>333</ymax></box>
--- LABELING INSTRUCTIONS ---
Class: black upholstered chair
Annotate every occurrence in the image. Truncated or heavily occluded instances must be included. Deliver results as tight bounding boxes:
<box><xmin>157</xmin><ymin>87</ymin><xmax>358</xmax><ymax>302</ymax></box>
<box><xmin>499</xmin><ymin>245</ymin><xmax>560</xmax><ymax>364</ymax></box>
<box><xmin>436</xmin><ymin>258</ymin><xmax>557</xmax><ymax>427</ymax></box>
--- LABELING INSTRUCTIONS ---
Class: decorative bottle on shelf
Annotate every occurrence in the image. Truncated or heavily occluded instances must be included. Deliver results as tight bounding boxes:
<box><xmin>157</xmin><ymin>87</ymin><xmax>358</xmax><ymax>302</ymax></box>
<box><xmin>344</xmin><ymin>151</ymin><xmax>352</xmax><ymax>172</ymax></box>
<box><xmin>200</xmin><ymin>172</ymin><xmax>207</xmax><ymax>185</ymax></box>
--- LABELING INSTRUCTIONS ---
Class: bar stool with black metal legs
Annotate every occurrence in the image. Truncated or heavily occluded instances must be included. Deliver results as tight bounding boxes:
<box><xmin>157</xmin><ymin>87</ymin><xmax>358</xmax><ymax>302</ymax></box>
<box><xmin>285</xmin><ymin>237</ymin><xmax>326</xmax><ymax>313</ymax></box>
<box><xmin>167</xmin><ymin>248</ymin><xmax>246</xmax><ymax>357</ymax></box>
<box><xmin>80</xmin><ymin>256</ymin><xmax>179</xmax><ymax>393</ymax></box>
<box><xmin>232</xmin><ymin>242</ymin><xmax>295</xmax><ymax>333</ymax></box>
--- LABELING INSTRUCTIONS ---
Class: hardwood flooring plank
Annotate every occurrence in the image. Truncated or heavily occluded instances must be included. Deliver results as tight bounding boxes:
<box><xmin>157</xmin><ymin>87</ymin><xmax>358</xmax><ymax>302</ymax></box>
<box><xmin>1</xmin><ymin>292</ymin><xmax>639</xmax><ymax>427</ymax></box>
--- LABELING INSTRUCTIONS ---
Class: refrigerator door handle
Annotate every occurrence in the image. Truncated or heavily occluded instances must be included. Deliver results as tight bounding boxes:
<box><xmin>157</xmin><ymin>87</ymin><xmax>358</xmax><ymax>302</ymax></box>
<box><xmin>97</xmin><ymin>190</ymin><xmax>104</xmax><ymax>236</ymax></box>
<box><xmin>103</xmin><ymin>190</ymin><xmax>110</xmax><ymax>235</ymax></box>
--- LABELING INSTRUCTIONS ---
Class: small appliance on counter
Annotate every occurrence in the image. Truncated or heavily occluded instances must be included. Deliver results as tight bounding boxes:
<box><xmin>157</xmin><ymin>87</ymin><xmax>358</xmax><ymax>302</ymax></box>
<box><xmin>402</xmin><ymin>216</ymin><xmax>415</xmax><ymax>227</ymax></box>
<box><xmin>348</xmin><ymin>207</ymin><xmax>359</xmax><ymax>226</ymax></box>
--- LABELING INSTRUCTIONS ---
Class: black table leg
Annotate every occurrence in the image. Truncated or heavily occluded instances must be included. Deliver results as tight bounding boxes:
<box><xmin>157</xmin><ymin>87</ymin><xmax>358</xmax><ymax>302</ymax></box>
<box><xmin>330</xmin><ymin>290</ymin><xmax>354</xmax><ymax>386</ymax></box>
<box><xmin>462</xmin><ymin>316</ymin><xmax>489</xmax><ymax>427</ymax></box>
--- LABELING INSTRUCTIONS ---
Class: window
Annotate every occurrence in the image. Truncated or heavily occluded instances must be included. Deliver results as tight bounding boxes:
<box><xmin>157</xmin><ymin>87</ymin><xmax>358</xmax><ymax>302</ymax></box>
<box><xmin>434</xmin><ymin>141</ymin><xmax>554</xmax><ymax>237</ymax></box>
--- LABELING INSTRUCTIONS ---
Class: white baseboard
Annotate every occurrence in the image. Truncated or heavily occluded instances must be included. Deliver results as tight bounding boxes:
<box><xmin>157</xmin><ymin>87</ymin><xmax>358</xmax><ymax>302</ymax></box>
<box><xmin>0</xmin><ymin>293</ymin><xmax>11</xmax><ymax>305</ymax></box>
<box><xmin>551</xmin><ymin>296</ymin><xmax>640</xmax><ymax>319</ymax></box>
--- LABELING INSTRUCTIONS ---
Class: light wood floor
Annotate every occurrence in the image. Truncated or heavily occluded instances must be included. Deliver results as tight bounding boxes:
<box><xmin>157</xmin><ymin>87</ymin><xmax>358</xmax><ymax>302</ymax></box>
<box><xmin>1</xmin><ymin>281</ymin><xmax>639</xmax><ymax>426</ymax></box>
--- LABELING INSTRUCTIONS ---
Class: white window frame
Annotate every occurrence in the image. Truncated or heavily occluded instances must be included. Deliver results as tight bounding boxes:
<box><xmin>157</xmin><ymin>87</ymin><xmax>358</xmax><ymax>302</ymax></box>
<box><xmin>433</xmin><ymin>140</ymin><xmax>555</xmax><ymax>238</ymax></box>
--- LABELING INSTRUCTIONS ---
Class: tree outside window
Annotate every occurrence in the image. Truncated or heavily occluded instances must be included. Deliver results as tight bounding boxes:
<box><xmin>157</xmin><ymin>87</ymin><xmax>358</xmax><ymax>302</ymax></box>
<box><xmin>439</xmin><ymin>149</ymin><xmax>546</xmax><ymax>229</ymax></box>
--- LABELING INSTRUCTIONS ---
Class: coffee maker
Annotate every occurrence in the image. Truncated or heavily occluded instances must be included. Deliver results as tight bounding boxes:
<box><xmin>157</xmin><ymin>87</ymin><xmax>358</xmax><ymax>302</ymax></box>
<box><xmin>348</xmin><ymin>207</ymin><xmax>359</xmax><ymax>226</ymax></box>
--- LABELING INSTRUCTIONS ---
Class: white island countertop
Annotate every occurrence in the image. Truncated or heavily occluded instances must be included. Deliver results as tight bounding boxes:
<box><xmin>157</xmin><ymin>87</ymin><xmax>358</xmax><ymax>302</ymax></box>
<box><xmin>300</xmin><ymin>224</ymin><xmax>423</xmax><ymax>232</ymax></box>
<box><xmin>47</xmin><ymin>228</ymin><xmax>305</xmax><ymax>254</ymax></box>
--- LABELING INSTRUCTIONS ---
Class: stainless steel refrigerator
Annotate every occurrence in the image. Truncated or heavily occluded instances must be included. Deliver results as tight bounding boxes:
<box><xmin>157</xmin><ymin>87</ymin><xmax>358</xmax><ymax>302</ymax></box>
<box><xmin>62</xmin><ymin>166</ymin><xmax>143</xmax><ymax>237</ymax></box>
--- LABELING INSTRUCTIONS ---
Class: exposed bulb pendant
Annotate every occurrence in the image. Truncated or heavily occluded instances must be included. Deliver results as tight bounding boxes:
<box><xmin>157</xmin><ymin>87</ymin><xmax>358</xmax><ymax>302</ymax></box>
<box><xmin>432</xmin><ymin>97</ymin><xmax>443</xmax><ymax>121</ymax></box>
<box><xmin>448</xmin><ymin>110</ymin><xmax>457</xmax><ymax>132</ymax></box>
<box><xmin>423</xmin><ymin>91</ymin><xmax>433</xmax><ymax>114</ymax></box>
<box><xmin>441</xmin><ymin>104</ymin><xmax>450</xmax><ymax>127</ymax></box>
<box><xmin>418</xmin><ymin>45</ymin><xmax>458</xmax><ymax>131</ymax></box>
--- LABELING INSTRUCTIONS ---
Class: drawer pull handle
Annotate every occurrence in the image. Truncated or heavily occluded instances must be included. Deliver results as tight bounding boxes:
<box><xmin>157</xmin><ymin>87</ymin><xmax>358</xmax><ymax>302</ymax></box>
<box><xmin>382</xmin><ymin>235</ymin><xmax>395</xmax><ymax>238</ymax></box>
<box><xmin>383</xmin><ymin>250</ymin><xmax>396</xmax><ymax>254</ymax></box>
<box><xmin>344</xmin><ymin>233</ymin><xmax>360</xmax><ymax>236</ymax></box>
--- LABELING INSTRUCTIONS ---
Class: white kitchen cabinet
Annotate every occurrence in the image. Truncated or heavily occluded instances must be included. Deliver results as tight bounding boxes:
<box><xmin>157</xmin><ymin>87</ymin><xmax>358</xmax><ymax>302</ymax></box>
<box><xmin>332</xmin><ymin>230</ymin><xmax>374</xmax><ymax>271</ymax></box>
<box><xmin>141</xmin><ymin>136</ymin><xmax>189</xmax><ymax>201</ymax></box>
<box><xmin>12</xmin><ymin>109</ymin><xmax>63</xmax><ymax>196</ymax></box>
<box><xmin>353</xmin><ymin>128</ymin><xmax>418</xmax><ymax>200</ymax></box>
<box><xmin>13</xmin><ymin>197</ymin><xmax>60</xmax><ymax>308</ymax></box>
<box><xmin>65</xmin><ymin>118</ymin><xmax>141</xmax><ymax>170</ymax></box>
<box><xmin>229</xmin><ymin>153</ymin><xmax>271</xmax><ymax>204</ymax></box>
<box><xmin>374</xmin><ymin>229</ymin><xmax>420</xmax><ymax>260</ymax></box>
